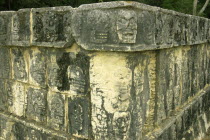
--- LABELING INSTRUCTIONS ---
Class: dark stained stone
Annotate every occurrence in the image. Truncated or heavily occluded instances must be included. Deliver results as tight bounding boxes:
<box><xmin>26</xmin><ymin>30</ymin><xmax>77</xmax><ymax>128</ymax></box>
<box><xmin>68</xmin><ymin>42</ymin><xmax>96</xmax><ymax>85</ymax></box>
<box><xmin>11</xmin><ymin>9</ymin><xmax>31</xmax><ymax>46</ymax></box>
<box><xmin>68</xmin><ymin>96</ymin><xmax>90</xmax><ymax>138</ymax></box>
<box><xmin>32</xmin><ymin>7</ymin><xmax>74</xmax><ymax>48</ymax></box>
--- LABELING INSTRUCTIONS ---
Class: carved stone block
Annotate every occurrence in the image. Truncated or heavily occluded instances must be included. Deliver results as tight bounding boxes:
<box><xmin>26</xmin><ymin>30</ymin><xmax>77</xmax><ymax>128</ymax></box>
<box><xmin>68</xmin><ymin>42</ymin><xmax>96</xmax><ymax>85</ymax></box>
<box><xmin>6</xmin><ymin>81</ymin><xmax>25</xmax><ymax>117</ymax></box>
<box><xmin>26</xmin><ymin>87</ymin><xmax>47</xmax><ymax>122</ymax></box>
<box><xmin>72</xmin><ymin>5</ymin><xmax>156</xmax><ymax>51</ymax></box>
<box><xmin>11</xmin><ymin>48</ymin><xmax>28</xmax><ymax>82</ymax></box>
<box><xmin>155</xmin><ymin>12</ymin><xmax>174</xmax><ymax>46</ymax></box>
<box><xmin>0</xmin><ymin>11</ymin><xmax>13</xmax><ymax>46</ymax></box>
<box><xmin>29</xmin><ymin>48</ymin><xmax>46</xmax><ymax>86</ymax></box>
<box><xmin>47</xmin><ymin>92</ymin><xmax>65</xmax><ymax>131</ymax></box>
<box><xmin>11</xmin><ymin>9</ymin><xmax>31</xmax><ymax>46</ymax></box>
<box><xmin>32</xmin><ymin>7</ymin><xmax>74</xmax><ymax>48</ymax></box>
<box><xmin>0</xmin><ymin>79</ymin><xmax>6</xmax><ymax>111</ymax></box>
<box><xmin>68</xmin><ymin>96</ymin><xmax>90</xmax><ymax>137</ymax></box>
<box><xmin>0</xmin><ymin>47</ymin><xmax>11</xmax><ymax>79</ymax></box>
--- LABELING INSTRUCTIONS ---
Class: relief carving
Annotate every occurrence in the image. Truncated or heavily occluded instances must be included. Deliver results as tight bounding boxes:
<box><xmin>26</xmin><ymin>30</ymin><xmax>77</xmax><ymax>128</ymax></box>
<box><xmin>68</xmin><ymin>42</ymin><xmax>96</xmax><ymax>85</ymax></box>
<box><xmin>117</xmin><ymin>10</ymin><xmax>137</xmax><ymax>44</ymax></box>
<box><xmin>67</xmin><ymin>65</ymin><xmax>85</xmax><ymax>94</ymax></box>
<box><xmin>88</xmin><ymin>10</ymin><xmax>109</xmax><ymax>43</ymax></box>
<box><xmin>12</xmin><ymin>15</ymin><xmax>20</xmax><ymax>41</ymax></box>
<box><xmin>7</xmin><ymin>83</ymin><xmax>13</xmax><ymax>107</ymax></box>
<box><xmin>30</xmin><ymin>50</ymin><xmax>46</xmax><ymax>85</ymax></box>
<box><xmin>43</xmin><ymin>12</ymin><xmax>58</xmax><ymax>42</ymax></box>
<box><xmin>27</xmin><ymin>88</ymin><xmax>46</xmax><ymax>121</ymax></box>
<box><xmin>113</xmin><ymin>112</ymin><xmax>131</xmax><ymax>139</ymax></box>
<box><xmin>50</xmin><ymin>95</ymin><xmax>64</xmax><ymax>127</ymax></box>
<box><xmin>72</xmin><ymin>103</ymin><xmax>83</xmax><ymax>133</ymax></box>
<box><xmin>12</xmin><ymin>49</ymin><xmax>27</xmax><ymax>80</ymax></box>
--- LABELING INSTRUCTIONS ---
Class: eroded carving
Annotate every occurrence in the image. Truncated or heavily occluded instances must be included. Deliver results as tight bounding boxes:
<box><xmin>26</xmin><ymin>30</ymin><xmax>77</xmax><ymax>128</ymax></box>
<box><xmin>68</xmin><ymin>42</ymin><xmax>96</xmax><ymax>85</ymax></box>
<box><xmin>117</xmin><ymin>10</ymin><xmax>137</xmax><ymax>44</ymax></box>
<box><xmin>12</xmin><ymin>48</ymin><xmax>27</xmax><ymax>81</ymax></box>
<box><xmin>43</xmin><ymin>12</ymin><xmax>58</xmax><ymax>42</ymax></box>
<box><xmin>69</xmin><ymin>97</ymin><xmax>89</xmax><ymax>136</ymax></box>
<box><xmin>13</xmin><ymin>15</ymin><xmax>20</xmax><ymax>41</ymax></box>
<box><xmin>50</xmin><ymin>94</ymin><xmax>64</xmax><ymax>128</ymax></box>
<box><xmin>88</xmin><ymin>10</ymin><xmax>109</xmax><ymax>43</ymax></box>
<box><xmin>30</xmin><ymin>49</ymin><xmax>46</xmax><ymax>85</ymax></box>
<box><xmin>67</xmin><ymin>65</ymin><xmax>85</xmax><ymax>94</ymax></box>
<box><xmin>113</xmin><ymin>112</ymin><xmax>131</xmax><ymax>139</ymax></box>
<box><xmin>27</xmin><ymin>88</ymin><xmax>47</xmax><ymax>122</ymax></box>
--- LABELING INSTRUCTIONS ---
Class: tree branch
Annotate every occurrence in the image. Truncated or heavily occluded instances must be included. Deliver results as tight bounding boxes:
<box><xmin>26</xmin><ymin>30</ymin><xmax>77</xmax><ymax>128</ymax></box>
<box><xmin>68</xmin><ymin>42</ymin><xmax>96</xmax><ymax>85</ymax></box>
<box><xmin>198</xmin><ymin>0</ymin><xmax>210</xmax><ymax>15</ymax></box>
<box><xmin>193</xmin><ymin>0</ymin><xmax>198</xmax><ymax>15</ymax></box>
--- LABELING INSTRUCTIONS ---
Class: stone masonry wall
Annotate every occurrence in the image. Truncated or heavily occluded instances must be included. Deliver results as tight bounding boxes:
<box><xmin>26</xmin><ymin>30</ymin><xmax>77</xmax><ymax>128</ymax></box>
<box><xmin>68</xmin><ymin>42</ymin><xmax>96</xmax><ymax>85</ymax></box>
<box><xmin>0</xmin><ymin>1</ymin><xmax>210</xmax><ymax>140</ymax></box>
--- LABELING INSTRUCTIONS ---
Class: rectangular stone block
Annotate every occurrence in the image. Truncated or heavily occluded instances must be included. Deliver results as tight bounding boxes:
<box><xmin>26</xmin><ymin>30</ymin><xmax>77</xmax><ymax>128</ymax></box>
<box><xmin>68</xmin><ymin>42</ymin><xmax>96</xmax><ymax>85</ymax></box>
<box><xmin>0</xmin><ymin>47</ymin><xmax>11</xmax><ymax>79</ymax></box>
<box><xmin>47</xmin><ymin>91</ymin><xmax>66</xmax><ymax>131</ymax></box>
<box><xmin>155</xmin><ymin>12</ymin><xmax>173</xmax><ymax>46</ymax></box>
<box><xmin>0</xmin><ymin>11</ymin><xmax>13</xmax><ymax>46</ymax></box>
<box><xmin>32</xmin><ymin>7</ymin><xmax>74</xmax><ymax>48</ymax></box>
<box><xmin>11</xmin><ymin>9</ymin><xmax>31</xmax><ymax>46</ymax></box>
<box><xmin>29</xmin><ymin>47</ymin><xmax>47</xmax><ymax>87</ymax></box>
<box><xmin>26</xmin><ymin>87</ymin><xmax>47</xmax><ymax>122</ymax></box>
<box><xmin>11</xmin><ymin>48</ymin><xmax>28</xmax><ymax>82</ymax></box>
<box><xmin>0</xmin><ymin>79</ymin><xmax>6</xmax><ymax>111</ymax></box>
<box><xmin>68</xmin><ymin>96</ymin><xmax>90</xmax><ymax>138</ymax></box>
<box><xmin>6</xmin><ymin>81</ymin><xmax>25</xmax><ymax>117</ymax></box>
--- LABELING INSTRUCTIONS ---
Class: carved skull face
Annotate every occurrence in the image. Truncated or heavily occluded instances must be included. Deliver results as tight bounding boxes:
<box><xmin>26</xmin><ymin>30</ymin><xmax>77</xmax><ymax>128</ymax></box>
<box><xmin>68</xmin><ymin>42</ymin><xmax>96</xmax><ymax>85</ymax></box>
<box><xmin>67</xmin><ymin>65</ymin><xmax>85</xmax><ymax>94</ymax></box>
<box><xmin>113</xmin><ymin>112</ymin><xmax>131</xmax><ymax>139</ymax></box>
<box><xmin>51</xmin><ymin>97</ymin><xmax>64</xmax><ymax>125</ymax></box>
<box><xmin>117</xmin><ymin>10</ymin><xmax>137</xmax><ymax>44</ymax></box>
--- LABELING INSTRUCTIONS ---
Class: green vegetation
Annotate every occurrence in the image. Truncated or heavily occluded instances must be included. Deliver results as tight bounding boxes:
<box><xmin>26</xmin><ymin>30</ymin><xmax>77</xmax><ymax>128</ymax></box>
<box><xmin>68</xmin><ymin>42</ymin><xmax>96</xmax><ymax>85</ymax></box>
<box><xmin>0</xmin><ymin>0</ymin><xmax>209</xmax><ymax>18</ymax></box>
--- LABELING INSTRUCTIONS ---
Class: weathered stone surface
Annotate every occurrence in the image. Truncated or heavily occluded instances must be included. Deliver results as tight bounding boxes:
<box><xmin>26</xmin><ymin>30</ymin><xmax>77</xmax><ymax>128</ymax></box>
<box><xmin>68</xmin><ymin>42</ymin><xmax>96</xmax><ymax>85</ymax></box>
<box><xmin>11</xmin><ymin>48</ymin><xmax>28</xmax><ymax>82</ymax></box>
<box><xmin>29</xmin><ymin>47</ymin><xmax>47</xmax><ymax>86</ymax></box>
<box><xmin>0</xmin><ymin>79</ymin><xmax>6</xmax><ymax>111</ymax></box>
<box><xmin>6</xmin><ymin>81</ymin><xmax>25</xmax><ymax>117</ymax></box>
<box><xmin>68</xmin><ymin>96</ymin><xmax>90</xmax><ymax>138</ymax></box>
<box><xmin>48</xmin><ymin>91</ymin><xmax>65</xmax><ymax>131</ymax></box>
<box><xmin>0</xmin><ymin>11</ymin><xmax>13</xmax><ymax>46</ymax></box>
<box><xmin>0</xmin><ymin>47</ymin><xmax>11</xmax><ymax>79</ymax></box>
<box><xmin>90</xmin><ymin>52</ymin><xmax>132</xmax><ymax>139</ymax></box>
<box><xmin>32</xmin><ymin>7</ymin><xmax>74</xmax><ymax>48</ymax></box>
<box><xmin>156</xmin><ymin>48</ymin><xmax>182</xmax><ymax>123</ymax></box>
<box><xmin>0</xmin><ymin>115</ymin><xmax>13</xmax><ymax>140</ymax></box>
<box><xmin>26</xmin><ymin>87</ymin><xmax>47</xmax><ymax>122</ymax></box>
<box><xmin>11</xmin><ymin>9</ymin><xmax>31</xmax><ymax>46</ymax></box>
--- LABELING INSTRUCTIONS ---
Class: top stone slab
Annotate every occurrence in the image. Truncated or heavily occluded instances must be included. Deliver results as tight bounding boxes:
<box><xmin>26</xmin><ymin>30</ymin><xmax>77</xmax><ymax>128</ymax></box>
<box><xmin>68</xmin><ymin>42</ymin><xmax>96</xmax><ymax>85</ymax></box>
<box><xmin>0</xmin><ymin>1</ymin><xmax>209</xmax><ymax>51</ymax></box>
<box><xmin>72</xmin><ymin>1</ymin><xmax>210</xmax><ymax>51</ymax></box>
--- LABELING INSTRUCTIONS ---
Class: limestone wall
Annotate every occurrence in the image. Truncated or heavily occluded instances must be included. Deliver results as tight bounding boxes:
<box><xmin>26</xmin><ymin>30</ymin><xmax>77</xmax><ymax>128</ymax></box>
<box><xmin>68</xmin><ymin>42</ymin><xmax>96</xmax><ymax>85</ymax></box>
<box><xmin>0</xmin><ymin>1</ymin><xmax>210</xmax><ymax>140</ymax></box>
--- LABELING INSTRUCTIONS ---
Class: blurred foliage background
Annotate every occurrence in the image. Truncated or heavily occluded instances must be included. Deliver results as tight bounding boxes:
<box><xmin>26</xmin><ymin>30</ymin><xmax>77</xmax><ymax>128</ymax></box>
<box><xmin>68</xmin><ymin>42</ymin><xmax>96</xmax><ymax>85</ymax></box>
<box><xmin>0</xmin><ymin>0</ymin><xmax>209</xmax><ymax>18</ymax></box>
